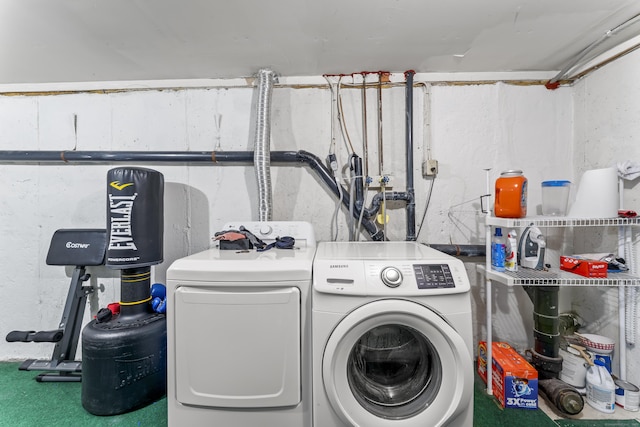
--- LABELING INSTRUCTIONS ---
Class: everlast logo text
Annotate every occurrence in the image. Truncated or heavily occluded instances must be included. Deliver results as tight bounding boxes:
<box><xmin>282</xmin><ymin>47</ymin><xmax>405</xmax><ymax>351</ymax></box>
<box><xmin>109</xmin><ymin>193</ymin><xmax>138</xmax><ymax>250</ymax></box>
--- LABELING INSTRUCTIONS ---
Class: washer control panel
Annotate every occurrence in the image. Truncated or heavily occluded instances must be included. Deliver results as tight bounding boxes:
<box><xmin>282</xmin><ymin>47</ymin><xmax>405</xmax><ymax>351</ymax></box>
<box><xmin>314</xmin><ymin>260</ymin><xmax>470</xmax><ymax>296</ymax></box>
<box><xmin>413</xmin><ymin>264</ymin><xmax>456</xmax><ymax>289</ymax></box>
<box><xmin>313</xmin><ymin>242</ymin><xmax>472</xmax><ymax>296</ymax></box>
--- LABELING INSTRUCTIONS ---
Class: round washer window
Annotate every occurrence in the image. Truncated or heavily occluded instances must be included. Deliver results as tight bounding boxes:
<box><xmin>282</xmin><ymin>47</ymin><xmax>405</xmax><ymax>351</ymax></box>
<box><xmin>346</xmin><ymin>324</ymin><xmax>442</xmax><ymax>419</ymax></box>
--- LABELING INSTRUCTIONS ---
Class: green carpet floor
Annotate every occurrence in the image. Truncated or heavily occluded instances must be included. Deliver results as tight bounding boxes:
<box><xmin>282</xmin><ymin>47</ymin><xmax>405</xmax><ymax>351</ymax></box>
<box><xmin>472</xmin><ymin>374</ymin><xmax>640</xmax><ymax>427</ymax></box>
<box><xmin>0</xmin><ymin>362</ymin><xmax>166</xmax><ymax>427</ymax></box>
<box><xmin>473</xmin><ymin>373</ymin><xmax>557</xmax><ymax>427</ymax></box>
<box><xmin>556</xmin><ymin>422</ymin><xmax>640</xmax><ymax>427</ymax></box>
<box><xmin>1</xmin><ymin>361</ymin><xmax>638</xmax><ymax>426</ymax></box>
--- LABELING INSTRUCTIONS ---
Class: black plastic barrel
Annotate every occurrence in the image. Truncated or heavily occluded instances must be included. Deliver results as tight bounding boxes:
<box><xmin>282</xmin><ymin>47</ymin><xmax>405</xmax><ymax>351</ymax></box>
<box><xmin>81</xmin><ymin>313</ymin><xmax>166</xmax><ymax>415</ymax></box>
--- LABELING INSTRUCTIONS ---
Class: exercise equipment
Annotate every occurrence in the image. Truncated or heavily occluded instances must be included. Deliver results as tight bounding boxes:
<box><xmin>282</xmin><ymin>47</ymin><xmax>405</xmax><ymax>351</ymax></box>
<box><xmin>82</xmin><ymin>167</ymin><xmax>166</xmax><ymax>416</ymax></box>
<box><xmin>5</xmin><ymin>228</ymin><xmax>107</xmax><ymax>382</ymax></box>
<box><xmin>151</xmin><ymin>283</ymin><xmax>167</xmax><ymax>314</ymax></box>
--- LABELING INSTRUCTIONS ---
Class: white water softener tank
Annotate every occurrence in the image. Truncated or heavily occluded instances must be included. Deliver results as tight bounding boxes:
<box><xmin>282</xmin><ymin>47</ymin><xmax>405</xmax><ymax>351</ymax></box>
<box><xmin>586</xmin><ymin>359</ymin><xmax>616</xmax><ymax>413</ymax></box>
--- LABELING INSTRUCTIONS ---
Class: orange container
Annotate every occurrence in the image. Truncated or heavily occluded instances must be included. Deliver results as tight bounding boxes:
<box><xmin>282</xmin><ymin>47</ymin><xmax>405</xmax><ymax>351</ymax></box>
<box><xmin>477</xmin><ymin>341</ymin><xmax>538</xmax><ymax>409</ymax></box>
<box><xmin>495</xmin><ymin>170</ymin><xmax>528</xmax><ymax>218</ymax></box>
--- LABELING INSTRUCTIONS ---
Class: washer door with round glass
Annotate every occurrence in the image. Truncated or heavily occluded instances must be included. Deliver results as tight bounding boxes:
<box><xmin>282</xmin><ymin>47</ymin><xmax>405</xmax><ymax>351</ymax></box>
<box><xmin>322</xmin><ymin>299</ymin><xmax>472</xmax><ymax>426</ymax></box>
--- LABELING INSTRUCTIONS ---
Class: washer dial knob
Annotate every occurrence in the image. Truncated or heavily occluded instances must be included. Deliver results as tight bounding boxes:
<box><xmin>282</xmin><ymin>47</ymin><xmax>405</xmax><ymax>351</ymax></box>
<box><xmin>380</xmin><ymin>267</ymin><xmax>403</xmax><ymax>288</ymax></box>
<box><xmin>259</xmin><ymin>224</ymin><xmax>273</xmax><ymax>236</ymax></box>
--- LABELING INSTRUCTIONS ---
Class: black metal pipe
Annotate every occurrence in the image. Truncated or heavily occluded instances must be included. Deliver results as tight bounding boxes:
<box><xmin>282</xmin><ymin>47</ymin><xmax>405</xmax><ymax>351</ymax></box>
<box><xmin>0</xmin><ymin>149</ymin><xmax>386</xmax><ymax>241</ymax></box>
<box><xmin>405</xmin><ymin>70</ymin><xmax>417</xmax><ymax>241</ymax></box>
<box><xmin>362</xmin><ymin>191</ymin><xmax>412</xmax><ymax>218</ymax></box>
<box><xmin>272</xmin><ymin>151</ymin><xmax>384</xmax><ymax>241</ymax></box>
<box><xmin>427</xmin><ymin>244</ymin><xmax>486</xmax><ymax>257</ymax></box>
<box><xmin>0</xmin><ymin>151</ymin><xmax>231</xmax><ymax>163</ymax></box>
<box><xmin>351</xmin><ymin>154</ymin><xmax>364</xmax><ymax>207</ymax></box>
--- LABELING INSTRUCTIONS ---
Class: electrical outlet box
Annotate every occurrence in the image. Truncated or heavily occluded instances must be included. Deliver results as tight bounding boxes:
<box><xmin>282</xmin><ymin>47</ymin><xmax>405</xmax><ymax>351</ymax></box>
<box><xmin>423</xmin><ymin>159</ymin><xmax>438</xmax><ymax>176</ymax></box>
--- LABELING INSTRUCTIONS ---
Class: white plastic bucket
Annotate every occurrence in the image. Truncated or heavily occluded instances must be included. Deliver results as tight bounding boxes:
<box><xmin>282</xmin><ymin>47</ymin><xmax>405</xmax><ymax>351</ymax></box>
<box><xmin>567</xmin><ymin>167</ymin><xmax>618</xmax><ymax>218</ymax></box>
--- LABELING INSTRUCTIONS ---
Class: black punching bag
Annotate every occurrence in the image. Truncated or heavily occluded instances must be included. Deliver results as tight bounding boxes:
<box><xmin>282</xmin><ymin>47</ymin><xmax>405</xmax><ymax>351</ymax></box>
<box><xmin>105</xmin><ymin>167</ymin><xmax>164</xmax><ymax>269</ymax></box>
<box><xmin>82</xmin><ymin>167</ymin><xmax>167</xmax><ymax>416</ymax></box>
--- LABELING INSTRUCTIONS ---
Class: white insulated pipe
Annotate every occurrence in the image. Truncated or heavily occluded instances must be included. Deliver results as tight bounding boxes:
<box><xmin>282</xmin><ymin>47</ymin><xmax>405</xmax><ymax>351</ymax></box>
<box><xmin>484</xmin><ymin>170</ymin><xmax>493</xmax><ymax>396</ymax></box>
<box><xmin>254</xmin><ymin>69</ymin><xmax>276</xmax><ymax>222</ymax></box>
<box><xmin>618</xmin><ymin>177</ymin><xmax>626</xmax><ymax>378</ymax></box>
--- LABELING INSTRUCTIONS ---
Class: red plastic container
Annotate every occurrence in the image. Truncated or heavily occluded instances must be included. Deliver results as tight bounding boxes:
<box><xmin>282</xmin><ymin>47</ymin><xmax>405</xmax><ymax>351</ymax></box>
<box><xmin>495</xmin><ymin>170</ymin><xmax>528</xmax><ymax>218</ymax></box>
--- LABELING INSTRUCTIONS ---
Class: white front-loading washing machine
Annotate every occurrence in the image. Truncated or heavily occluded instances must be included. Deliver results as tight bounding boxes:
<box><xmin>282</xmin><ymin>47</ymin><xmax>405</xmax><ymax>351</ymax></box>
<box><xmin>166</xmin><ymin>221</ymin><xmax>315</xmax><ymax>427</ymax></box>
<box><xmin>312</xmin><ymin>241</ymin><xmax>474</xmax><ymax>427</ymax></box>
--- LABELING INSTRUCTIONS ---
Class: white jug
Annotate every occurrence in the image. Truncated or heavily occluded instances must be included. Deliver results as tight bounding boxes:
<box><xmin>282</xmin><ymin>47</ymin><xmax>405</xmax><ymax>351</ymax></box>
<box><xmin>586</xmin><ymin>359</ymin><xmax>616</xmax><ymax>413</ymax></box>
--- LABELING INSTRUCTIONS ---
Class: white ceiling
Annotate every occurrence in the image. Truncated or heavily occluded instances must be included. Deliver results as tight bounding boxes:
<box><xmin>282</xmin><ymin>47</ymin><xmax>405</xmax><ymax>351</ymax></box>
<box><xmin>3</xmin><ymin>0</ymin><xmax>640</xmax><ymax>85</ymax></box>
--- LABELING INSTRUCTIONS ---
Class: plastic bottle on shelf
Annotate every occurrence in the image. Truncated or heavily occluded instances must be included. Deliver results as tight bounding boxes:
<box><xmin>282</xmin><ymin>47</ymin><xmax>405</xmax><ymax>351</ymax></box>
<box><xmin>494</xmin><ymin>170</ymin><xmax>528</xmax><ymax>218</ymax></box>
<box><xmin>505</xmin><ymin>229</ymin><xmax>518</xmax><ymax>272</ymax></box>
<box><xmin>491</xmin><ymin>227</ymin><xmax>506</xmax><ymax>272</ymax></box>
<box><xmin>586</xmin><ymin>359</ymin><xmax>616</xmax><ymax>413</ymax></box>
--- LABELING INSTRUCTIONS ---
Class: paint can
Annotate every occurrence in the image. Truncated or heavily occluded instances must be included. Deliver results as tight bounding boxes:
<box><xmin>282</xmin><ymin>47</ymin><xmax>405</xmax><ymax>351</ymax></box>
<box><xmin>615</xmin><ymin>379</ymin><xmax>640</xmax><ymax>412</ymax></box>
<box><xmin>559</xmin><ymin>347</ymin><xmax>588</xmax><ymax>388</ymax></box>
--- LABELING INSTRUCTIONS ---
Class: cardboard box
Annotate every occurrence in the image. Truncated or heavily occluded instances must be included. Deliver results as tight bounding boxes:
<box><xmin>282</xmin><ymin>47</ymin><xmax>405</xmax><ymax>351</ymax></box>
<box><xmin>560</xmin><ymin>255</ymin><xmax>608</xmax><ymax>278</ymax></box>
<box><xmin>477</xmin><ymin>341</ymin><xmax>538</xmax><ymax>409</ymax></box>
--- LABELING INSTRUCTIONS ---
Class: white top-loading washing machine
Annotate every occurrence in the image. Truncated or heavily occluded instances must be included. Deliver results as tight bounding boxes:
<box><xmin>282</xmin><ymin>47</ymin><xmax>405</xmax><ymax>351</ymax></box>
<box><xmin>166</xmin><ymin>221</ymin><xmax>315</xmax><ymax>427</ymax></box>
<box><xmin>312</xmin><ymin>241</ymin><xmax>474</xmax><ymax>427</ymax></box>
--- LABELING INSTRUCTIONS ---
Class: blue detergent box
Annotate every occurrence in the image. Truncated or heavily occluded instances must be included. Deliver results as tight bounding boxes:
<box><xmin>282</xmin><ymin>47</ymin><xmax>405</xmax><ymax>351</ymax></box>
<box><xmin>478</xmin><ymin>341</ymin><xmax>539</xmax><ymax>409</ymax></box>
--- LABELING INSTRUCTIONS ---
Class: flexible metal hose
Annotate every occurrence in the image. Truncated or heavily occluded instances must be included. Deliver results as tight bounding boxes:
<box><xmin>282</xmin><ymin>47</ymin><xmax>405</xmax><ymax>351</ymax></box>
<box><xmin>254</xmin><ymin>69</ymin><xmax>275</xmax><ymax>221</ymax></box>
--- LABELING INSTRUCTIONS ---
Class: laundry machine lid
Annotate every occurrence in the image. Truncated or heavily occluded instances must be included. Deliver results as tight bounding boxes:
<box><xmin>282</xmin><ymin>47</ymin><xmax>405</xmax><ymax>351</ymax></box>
<box><xmin>321</xmin><ymin>299</ymin><xmax>473</xmax><ymax>426</ymax></box>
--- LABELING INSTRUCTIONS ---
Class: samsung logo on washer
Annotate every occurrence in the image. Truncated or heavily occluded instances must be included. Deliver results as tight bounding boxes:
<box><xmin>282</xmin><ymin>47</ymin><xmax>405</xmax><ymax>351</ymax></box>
<box><xmin>329</xmin><ymin>264</ymin><xmax>349</xmax><ymax>269</ymax></box>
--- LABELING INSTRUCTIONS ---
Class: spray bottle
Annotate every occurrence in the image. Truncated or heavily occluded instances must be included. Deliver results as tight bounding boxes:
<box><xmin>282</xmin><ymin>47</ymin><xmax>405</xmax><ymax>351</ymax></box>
<box><xmin>505</xmin><ymin>230</ymin><xmax>518</xmax><ymax>272</ymax></box>
<box><xmin>491</xmin><ymin>227</ymin><xmax>506</xmax><ymax>272</ymax></box>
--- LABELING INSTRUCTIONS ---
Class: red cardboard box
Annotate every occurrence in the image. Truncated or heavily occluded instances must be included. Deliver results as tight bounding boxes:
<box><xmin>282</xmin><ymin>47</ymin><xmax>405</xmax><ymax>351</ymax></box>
<box><xmin>560</xmin><ymin>255</ymin><xmax>608</xmax><ymax>278</ymax></box>
<box><xmin>477</xmin><ymin>341</ymin><xmax>538</xmax><ymax>409</ymax></box>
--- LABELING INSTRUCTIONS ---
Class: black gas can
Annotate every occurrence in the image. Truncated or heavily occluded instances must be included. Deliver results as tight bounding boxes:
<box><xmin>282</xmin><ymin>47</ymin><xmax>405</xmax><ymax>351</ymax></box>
<box><xmin>81</xmin><ymin>312</ymin><xmax>166</xmax><ymax>416</ymax></box>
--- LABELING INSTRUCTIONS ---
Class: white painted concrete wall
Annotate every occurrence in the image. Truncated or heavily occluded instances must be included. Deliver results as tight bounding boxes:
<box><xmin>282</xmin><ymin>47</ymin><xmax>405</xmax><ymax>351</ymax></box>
<box><xmin>572</xmin><ymin>48</ymin><xmax>640</xmax><ymax>386</ymax></box>
<box><xmin>0</xmin><ymin>79</ymin><xmax>573</xmax><ymax>363</ymax></box>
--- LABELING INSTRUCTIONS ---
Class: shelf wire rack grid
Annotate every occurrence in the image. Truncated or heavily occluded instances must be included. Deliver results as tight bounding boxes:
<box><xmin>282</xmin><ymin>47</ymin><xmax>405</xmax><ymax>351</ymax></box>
<box><xmin>485</xmin><ymin>216</ymin><xmax>640</xmax><ymax>228</ymax></box>
<box><xmin>478</xmin><ymin>265</ymin><xmax>640</xmax><ymax>287</ymax></box>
